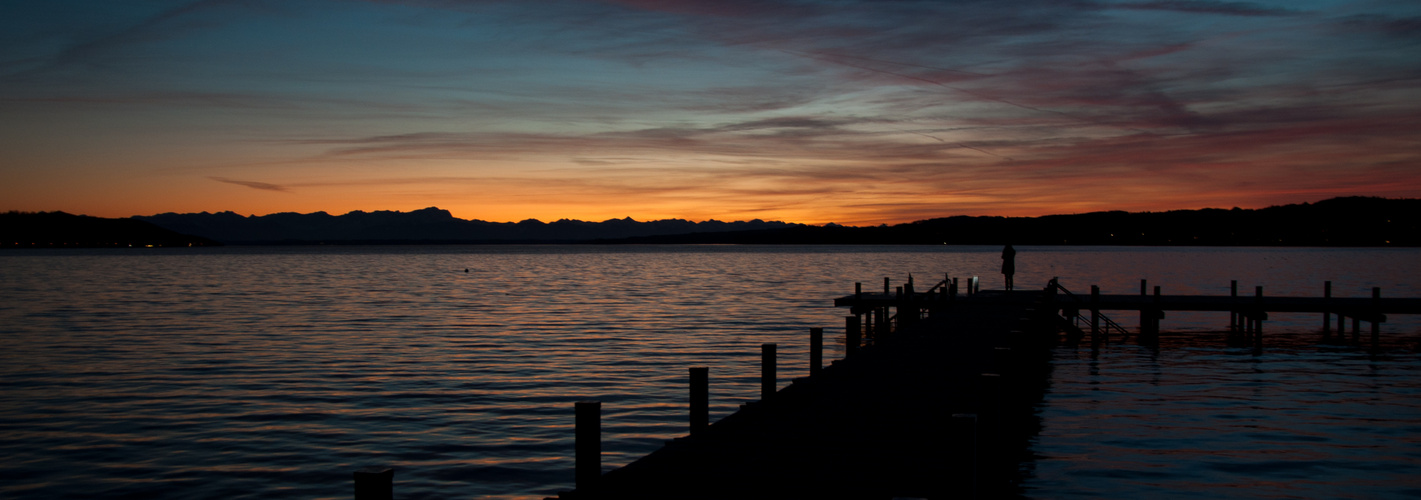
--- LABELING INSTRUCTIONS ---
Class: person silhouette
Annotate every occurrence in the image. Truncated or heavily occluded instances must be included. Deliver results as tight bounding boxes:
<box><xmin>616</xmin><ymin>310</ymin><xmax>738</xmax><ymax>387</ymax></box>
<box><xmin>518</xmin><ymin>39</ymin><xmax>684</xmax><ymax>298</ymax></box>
<box><xmin>1001</xmin><ymin>244</ymin><xmax>1016</xmax><ymax>291</ymax></box>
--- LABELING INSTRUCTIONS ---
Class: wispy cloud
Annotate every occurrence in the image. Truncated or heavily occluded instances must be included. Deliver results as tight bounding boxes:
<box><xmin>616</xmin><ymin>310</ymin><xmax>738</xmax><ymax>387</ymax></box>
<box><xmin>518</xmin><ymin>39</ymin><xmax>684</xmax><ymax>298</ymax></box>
<box><xmin>210</xmin><ymin>176</ymin><xmax>289</xmax><ymax>192</ymax></box>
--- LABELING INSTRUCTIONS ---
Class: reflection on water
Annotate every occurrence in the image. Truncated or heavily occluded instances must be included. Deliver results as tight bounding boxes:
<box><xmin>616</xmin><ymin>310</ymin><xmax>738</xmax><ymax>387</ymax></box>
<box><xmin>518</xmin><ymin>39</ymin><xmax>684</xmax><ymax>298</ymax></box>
<box><xmin>1030</xmin><ymin>336</ymin><xmax>1421</xmax><ymax>499</ymax></box>
<box><xmin>0</xmin><ymin>245</ymin><xmax>1418</xmax><ymax>499</ymax></box>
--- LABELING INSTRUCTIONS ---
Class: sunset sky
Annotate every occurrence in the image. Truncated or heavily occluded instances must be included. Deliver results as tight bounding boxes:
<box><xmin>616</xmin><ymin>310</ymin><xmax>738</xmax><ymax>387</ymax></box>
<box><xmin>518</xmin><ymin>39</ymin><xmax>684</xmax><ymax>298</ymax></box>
<box><xmin>2</xmin><ymin>0</ymin><xmax>1419</xmax><ymax>225</ymax></box>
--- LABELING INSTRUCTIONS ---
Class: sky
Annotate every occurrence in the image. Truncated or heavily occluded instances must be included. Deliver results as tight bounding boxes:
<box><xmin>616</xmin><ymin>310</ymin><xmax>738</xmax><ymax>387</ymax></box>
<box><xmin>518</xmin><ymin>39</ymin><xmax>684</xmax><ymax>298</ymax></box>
<box><xmin>2</xmin><ymin>0</ymin><xmax>1419</xmax><ymax>225</ymax></box>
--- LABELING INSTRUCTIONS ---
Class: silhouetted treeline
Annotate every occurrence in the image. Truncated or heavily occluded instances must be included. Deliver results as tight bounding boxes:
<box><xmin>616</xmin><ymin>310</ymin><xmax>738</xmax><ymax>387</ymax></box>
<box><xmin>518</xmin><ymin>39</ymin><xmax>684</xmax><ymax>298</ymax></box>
<box><xmin>599</xmin><ymin>197</ymin><xmax>1420</xmax><ymax>246</ymax></box>
<box><xmin>136</xmin><ymin>208</ymin><xmax>797</xmax><ymax>244</ymax></box>
<box><xmin>1</xmin><ymin>211</ymin><xmax>221</xmax><ymax>248</ymax></box>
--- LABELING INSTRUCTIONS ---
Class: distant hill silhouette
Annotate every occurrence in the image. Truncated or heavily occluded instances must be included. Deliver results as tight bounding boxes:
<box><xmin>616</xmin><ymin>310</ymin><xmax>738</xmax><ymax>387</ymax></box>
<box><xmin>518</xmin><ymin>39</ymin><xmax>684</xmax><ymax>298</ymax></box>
<box><xmin>2</xmin><ymin>211</ymin><xmax>220</xmax><ymax>248</ymax></box>
<box><xmin>136</xmin><ymin>208</ymin><xmax>798</xmax><ymax>244</ymax></box>
<box><xmin>10</xmin><ymin>197</ymin><xmax>1416</xmax><ymax>248</ymax></box>
<box><xmin>598</xmin><ymin>197</ymin><xmax>1420</xmax><ymax>246</ymax></box>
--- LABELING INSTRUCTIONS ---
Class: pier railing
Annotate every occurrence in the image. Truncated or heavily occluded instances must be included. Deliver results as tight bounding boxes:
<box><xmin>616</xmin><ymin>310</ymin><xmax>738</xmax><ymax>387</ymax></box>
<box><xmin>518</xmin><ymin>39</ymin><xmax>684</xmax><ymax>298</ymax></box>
<box><xmin>1048</xmin><ymin>278</ymin><xmax>1131</xmax><ymax>343</ymax></box>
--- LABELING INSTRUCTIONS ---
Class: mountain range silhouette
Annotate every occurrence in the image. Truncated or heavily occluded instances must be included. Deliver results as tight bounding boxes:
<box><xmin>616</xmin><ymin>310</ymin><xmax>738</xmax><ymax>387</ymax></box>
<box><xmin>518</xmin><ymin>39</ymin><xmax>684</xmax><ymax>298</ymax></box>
<box><xmin>4</xmin><ymin>197</ymin><xmax>1417</xmax><ymax>247</ymax></box>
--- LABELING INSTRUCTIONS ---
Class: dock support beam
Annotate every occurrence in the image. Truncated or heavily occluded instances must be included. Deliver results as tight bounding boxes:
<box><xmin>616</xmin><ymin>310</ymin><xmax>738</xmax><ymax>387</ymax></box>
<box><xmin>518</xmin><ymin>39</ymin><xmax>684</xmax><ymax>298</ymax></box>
<box><xmin>575</xmin><ymin>401</ymin><xmax>601</xmax><ymax>490</ymax></box>
<box><xmin>809</xmin><ymin>327</ymin><xmax>823</xmax><ymax>377</ymax></box>
<box><xmin>689</xmin><ymin>368</ymin><xmax>708</xmax><ymax>435</ymax></box>
<box><xmin>354</xmin><ymin>467</ymin><xmax>393</xmax><ymax>500</ymax></box>
<box><xmin>762</xmin><ymin>344</ymin><xmax>777</xmax><ymax>400</ymax></box>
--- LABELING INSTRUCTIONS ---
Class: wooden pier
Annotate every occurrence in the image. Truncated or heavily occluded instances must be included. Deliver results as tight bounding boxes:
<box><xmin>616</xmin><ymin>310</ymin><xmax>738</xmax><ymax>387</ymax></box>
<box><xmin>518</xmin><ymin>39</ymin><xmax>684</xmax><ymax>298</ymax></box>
<box><xmin>548</xmin><ymin>279</ymin><xmax>1059</xmax><ymax>499</ymax></box>
<box><xmin>353</xmin><ymin>276</ymin><xmax>1421</xmax><ymax>499</ymax></box>
<box><xmin>535</xmin><ymin>276</ymin><xmax>1421</xmax><ymax>499</ymax></box>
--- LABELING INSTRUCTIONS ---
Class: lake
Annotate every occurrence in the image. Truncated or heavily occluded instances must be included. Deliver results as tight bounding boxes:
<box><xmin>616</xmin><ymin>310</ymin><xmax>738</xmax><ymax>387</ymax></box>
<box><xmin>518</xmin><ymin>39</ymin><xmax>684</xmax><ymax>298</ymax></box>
<box><xmin>1</xmin><ymin>245</ymin><xmax>1418</xmax><ymax>499</ymax></box>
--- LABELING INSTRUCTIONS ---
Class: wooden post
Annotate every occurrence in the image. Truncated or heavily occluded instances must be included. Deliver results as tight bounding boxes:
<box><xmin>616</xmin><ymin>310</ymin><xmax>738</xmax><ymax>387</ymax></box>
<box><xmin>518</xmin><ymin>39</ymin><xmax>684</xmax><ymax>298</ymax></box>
<box><xmin>846</xmin><ymin>316</ymin><xmax>861</xmax><ymax>355</ymax></box>
<box><xmin>952</xmin><ymin>277</ymin><xmax>959</xmax><ymax>299</ymax></box>
<box><xmin>1254</xmin><ymin>286</ymin><xmax>1264</xmax><ymax>351</ymax></box>
<box><xmin>884</xmin><ymin>277</ymin><xmax>890</xmax><ymax>296</ymax></box>
<box><xmin>1090</xmin><ymin>285</ymin><xmax>1101</xmax><ymax>343</ymax></box>
<box><xmin>689</xmin><ymin>367</ymin><xmax>708</xmax><ymax>435</ymax></box>
<box><xmin>761</xmin><ymin>343</ymin><xmax>777</xmax><ymax>400</ymax></box>
<box><xmin>575</xmin><ymin>401</ymin><xmax>601</xmax><ymax>490</ymax></box>
<box><xmin>809</xmin><ymin>327</ymin><xmax>823</xmax><ymax>376</ymax></box>
<box><xmin>1323</xmin><ymin>281</ymin><xmax>1332</xmax><ymax>334</ymax></box>
<box><xmin>1230</xmin><ymin>280</ymin><xmax>1238</xmax><ymax>333</ymax></box>
<box><xmin>855</xmin><ymin>282</ymin><xmax>862</xmax><ymax>300</ymax></box>
<box><xmin>1139</xmin><ymin>279</ymin><xmax>1149</xmax><ymax>335</ymax></box>
<box><xmin>354</xmin><ymin>467</ymin><xmax>393</xmax><ymax>500</ymax></box>
<box><xmin>1372</xmin><ymin>287</ymin><xmax>1382</xmax><ymax>348</ymax></box>
<box><xmin>1153</xmin><ymin>286</ymin><xmax>1162</xmax><ymax>337</ymax></box>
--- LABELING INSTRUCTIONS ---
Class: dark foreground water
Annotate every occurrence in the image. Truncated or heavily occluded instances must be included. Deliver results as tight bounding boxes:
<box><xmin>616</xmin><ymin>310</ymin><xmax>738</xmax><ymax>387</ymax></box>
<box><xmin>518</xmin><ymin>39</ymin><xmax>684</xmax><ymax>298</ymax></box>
<box><xmin>1</xmin><ymin>245</ymin><xmax>1418</xmax><ymax>499</ymax></box>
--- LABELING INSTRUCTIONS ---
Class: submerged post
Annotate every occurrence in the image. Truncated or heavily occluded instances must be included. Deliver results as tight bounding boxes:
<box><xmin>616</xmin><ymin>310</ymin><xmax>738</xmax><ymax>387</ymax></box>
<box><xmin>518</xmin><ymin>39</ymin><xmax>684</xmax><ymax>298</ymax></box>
<box><xmin>353</xmin><ymin>467</ymin><xmax>393</xmax><ymax>500</ymax></box>
<box><xmin>575</xmin><ymin>401</ymin><xmax>601</xmax><ymax>490</ymax></box>
<box><xmin>761</xmin><ymin>343</ymin><xmax>777</xmax><ymax>400</ymax></box>
<box><xmin>689</xmin><ymin>368</ymin><xmax>708</xmax><ymax>435</ymax></box>
<box><xmin>846</xmin><ymin>316</ymin><xmax>861</xmax><ymax>355</ymax></box>
<box><xmin>809</xmin><ymin>327</ymin><xmax>823</xmax><ymax>376</ymax></box>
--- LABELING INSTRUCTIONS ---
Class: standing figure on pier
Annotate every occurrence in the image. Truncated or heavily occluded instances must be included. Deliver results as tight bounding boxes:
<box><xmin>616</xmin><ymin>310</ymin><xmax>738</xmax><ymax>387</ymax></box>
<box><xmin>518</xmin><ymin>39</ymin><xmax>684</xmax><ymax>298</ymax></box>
<box><xmin>1001</xmin><ymin>244</ymin><xmax>1016</xmax><ymax>291</ymax></box>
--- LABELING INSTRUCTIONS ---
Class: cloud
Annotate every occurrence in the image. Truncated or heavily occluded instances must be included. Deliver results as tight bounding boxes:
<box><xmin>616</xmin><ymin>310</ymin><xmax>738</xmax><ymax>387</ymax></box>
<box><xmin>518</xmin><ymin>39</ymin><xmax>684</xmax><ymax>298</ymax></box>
<box><xmin>1111</xmin><ymin>1</ymin><xmax>1297</xmax><ymax>16</ymax></box>
<box><xmin>210</xmin><ymin>176</ymin><xmax>290</xmax><ymax>192</ymax></box>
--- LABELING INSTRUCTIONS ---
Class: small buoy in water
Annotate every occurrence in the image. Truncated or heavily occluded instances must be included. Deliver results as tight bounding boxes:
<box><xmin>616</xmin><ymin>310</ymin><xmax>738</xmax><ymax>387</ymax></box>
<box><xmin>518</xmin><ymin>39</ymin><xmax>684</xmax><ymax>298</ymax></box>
<box><xmin>464</xmin><ymin>268</ymin><xmax>469</xmax><ymax>273</ymax></box>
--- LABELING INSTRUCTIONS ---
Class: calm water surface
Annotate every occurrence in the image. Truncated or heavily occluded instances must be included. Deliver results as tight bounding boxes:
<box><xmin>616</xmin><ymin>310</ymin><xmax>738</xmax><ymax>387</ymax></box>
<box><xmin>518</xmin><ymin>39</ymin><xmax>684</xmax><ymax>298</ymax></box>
<box><xmin>1</xmin><ymin>246</ymin><xmax>1417</xmax><ymax>499</ymax></box>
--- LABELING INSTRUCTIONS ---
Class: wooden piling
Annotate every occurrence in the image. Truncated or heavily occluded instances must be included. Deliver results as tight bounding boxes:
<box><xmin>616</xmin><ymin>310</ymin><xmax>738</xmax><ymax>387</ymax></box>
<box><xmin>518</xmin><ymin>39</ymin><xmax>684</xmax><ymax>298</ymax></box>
<box><xmin>845</xmin><ymin>316</ymin><xmax>861</xmax><ymax>355</ymax></box>
<box><xmin>1153</xmin><ymin>286</ymin><xmax>1162</xmax><ymax>338</ymax></box>
<box><xmin>575</xmin><ymin>401</ymin><xmax>601</xmax><ymax>490</ymax></box>
<box><xmin>855</xmin><ymin>282</ymin><xmax>862</xmax><ymax>300</ymax></box>
<box><xmin>1372</xmin><ymin>287</ymin><xmax>1382</xmax><ymax>348</ymax></box>
<box><xmin>884</xmin><ymin>277</ymin><xmax>890</xmax><ymax>296</ymax></box>
<box><xmin>1230</xmin><ymin>280</ymin><xmax>1238</xmax><ymax>333</ymax></box>
<box><xmin>1089</xmin><ymin>285</ymin><xmax>1101</xmax><ymax>343</ymax></box>
<box><xmin>1253</xmin><ymin>286</ymin><xmax>1264</xmax><ymax>353</ymax></box>
<box><xmin>690</xmin><ymin>368</ymin><xmax>708</xmax><ymax>435</ymax></box>
<box><xmin>809</xmin><ymin>328</ymin><xmax>823</xmax><ymax>376</ymax></box>
<box><xmin>1139</xmin><ymin>279</ymin><xmax>1149</xmax><ymax>335</ymax></box>
<box><xmin>353</xmin><ymin>466</ymin><xmax>393</xmax><ymax>500</ymax></box>
<box><xmin>1323</xmin><ymin>281</ymin><xmax>1332</xmax><ymax>334</ymax></box>
<box><xmin>761</xmin><ymin>344</ymin><xmax>777</xmax><ymax>400</ymax></box>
